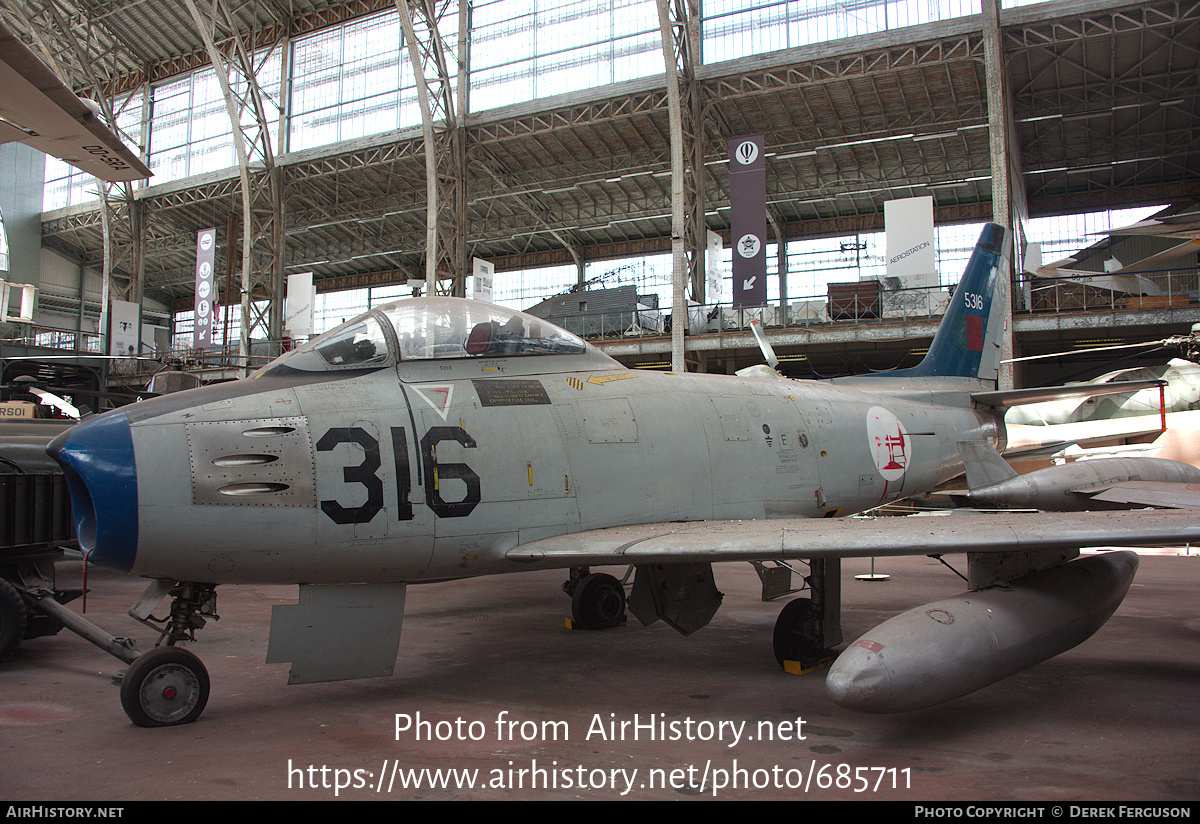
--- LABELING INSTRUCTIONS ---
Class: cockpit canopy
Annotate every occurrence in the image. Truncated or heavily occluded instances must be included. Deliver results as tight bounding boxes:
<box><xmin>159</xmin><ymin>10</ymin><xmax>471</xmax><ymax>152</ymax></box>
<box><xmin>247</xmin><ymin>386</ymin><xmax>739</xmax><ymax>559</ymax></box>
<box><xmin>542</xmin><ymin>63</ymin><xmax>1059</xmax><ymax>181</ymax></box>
<box><xmin>263</xmin><ymin>298</ymin><xmax>589</xmax><ymax>373</ymax></box>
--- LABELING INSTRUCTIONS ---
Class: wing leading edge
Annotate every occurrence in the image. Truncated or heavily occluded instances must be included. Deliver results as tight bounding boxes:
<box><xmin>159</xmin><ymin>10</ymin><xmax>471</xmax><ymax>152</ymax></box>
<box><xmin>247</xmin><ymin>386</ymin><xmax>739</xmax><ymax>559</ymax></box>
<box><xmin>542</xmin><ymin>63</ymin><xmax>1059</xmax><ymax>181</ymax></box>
<box><xmin>505</xmin><ymin>509</ymin><xmax>1200</xmax><ymax>568</ymax></box>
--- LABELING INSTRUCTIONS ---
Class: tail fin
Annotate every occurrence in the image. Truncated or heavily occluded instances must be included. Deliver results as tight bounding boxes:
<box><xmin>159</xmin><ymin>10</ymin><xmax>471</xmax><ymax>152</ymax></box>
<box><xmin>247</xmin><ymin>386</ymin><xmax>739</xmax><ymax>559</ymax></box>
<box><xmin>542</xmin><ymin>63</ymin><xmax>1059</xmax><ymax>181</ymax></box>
<box><xmin>886</xmin><ymin>222</ymin><xmax>1010</xmax><ymax>382</ymax></box>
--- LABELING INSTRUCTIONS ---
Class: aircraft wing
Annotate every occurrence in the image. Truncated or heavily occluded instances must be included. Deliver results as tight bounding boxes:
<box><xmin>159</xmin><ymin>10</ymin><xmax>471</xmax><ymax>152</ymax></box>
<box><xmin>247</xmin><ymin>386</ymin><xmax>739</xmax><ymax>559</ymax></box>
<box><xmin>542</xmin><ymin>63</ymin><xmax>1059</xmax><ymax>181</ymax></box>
<box><xmin>0</xmin><ymin>22</ymin><xmax>150</xmax><ymax>182</ymax></box>
<box><xmin>505</xmin><ymin>509</ymin><xmax>1200</xmax><ymax>568</ymax></box>
<box><xmin>1102</xmin><ymin>209</ymin><xmax>1200</xmax><ymax>240</ymax></box>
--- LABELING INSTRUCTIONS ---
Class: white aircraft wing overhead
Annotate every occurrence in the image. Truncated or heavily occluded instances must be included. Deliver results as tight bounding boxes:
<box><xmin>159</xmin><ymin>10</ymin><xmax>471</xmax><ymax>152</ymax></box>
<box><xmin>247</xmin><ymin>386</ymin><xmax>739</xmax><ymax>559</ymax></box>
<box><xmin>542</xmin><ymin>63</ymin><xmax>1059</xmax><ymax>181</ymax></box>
<box><xmin>1103</xmin><ymin>209</ymin><xmax>1200</xmax><ymax>240</ymax></box>
<box><xmin>505</xmin><ymin>509</ymin><xmax>1200</xmax><ymax>568</ymax></box>
<box><xmin>0</xmin><ymin>22</ymin><xmax>151</xmax><ymax>182</ymax></box>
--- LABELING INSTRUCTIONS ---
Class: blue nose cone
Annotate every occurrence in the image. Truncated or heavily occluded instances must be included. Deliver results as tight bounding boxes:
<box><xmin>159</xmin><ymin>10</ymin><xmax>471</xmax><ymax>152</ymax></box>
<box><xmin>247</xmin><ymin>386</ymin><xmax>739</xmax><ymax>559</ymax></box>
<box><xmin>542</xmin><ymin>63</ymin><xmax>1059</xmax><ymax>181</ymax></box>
<box><xmin>47</xmin><ymin>410</ymin><xmax>139</xmax><ymax>573</ymax></box>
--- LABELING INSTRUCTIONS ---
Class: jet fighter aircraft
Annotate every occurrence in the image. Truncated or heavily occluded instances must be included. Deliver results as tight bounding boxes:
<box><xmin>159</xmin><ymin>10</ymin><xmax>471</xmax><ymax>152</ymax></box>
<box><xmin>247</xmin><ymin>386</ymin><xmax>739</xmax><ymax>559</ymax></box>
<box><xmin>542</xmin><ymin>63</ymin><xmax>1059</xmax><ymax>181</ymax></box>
<box><xmin>47</xmin><ymin>224</ymin><xmax>1200</xmax><ymax>725</ymax></box>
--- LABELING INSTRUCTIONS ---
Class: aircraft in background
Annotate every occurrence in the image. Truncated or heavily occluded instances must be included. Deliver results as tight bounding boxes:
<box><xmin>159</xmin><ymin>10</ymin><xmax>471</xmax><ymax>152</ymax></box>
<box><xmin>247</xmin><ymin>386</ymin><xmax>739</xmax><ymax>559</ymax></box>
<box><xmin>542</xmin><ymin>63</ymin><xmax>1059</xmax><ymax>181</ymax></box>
<box><xmin>1007</xmin><ymin>359</ymin><xmax>1200</xmax><ymax>428</ymax></box>
<box><xmin>43</xmin><ymin>224</ymin><xmax>1200</xmax><ymax>726</ymax></box>
<box><xmin>0</xmin><ymin>20</ymin><xmax>150</xmax><ymax>182</ymax></box>
<box><xmin>1023</xmin><ymin>204</ymin><xmax>1200</xmax><ymax>297</ymax></box>
<box><xmin>956</xmin><ymin>440</ymin><xmax>1200</xmax><ymax>511</ymax></box>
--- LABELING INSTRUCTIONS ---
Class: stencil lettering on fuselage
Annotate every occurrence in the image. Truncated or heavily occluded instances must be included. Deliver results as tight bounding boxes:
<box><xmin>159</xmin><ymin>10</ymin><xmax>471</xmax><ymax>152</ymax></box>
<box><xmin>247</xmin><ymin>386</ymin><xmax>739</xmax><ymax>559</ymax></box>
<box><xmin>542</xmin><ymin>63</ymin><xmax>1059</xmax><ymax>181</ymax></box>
<box><xmin>866</xmin><ymin>406</ymin><xmax>910</xmax><ymax>483</ymax></box>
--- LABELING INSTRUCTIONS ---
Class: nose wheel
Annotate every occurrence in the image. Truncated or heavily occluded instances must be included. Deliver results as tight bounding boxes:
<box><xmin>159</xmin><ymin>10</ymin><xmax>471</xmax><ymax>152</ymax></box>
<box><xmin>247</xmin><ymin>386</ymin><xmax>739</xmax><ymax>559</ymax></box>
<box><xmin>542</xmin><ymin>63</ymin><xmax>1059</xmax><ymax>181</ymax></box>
<box><xmin>119</xmin><ymin>645</ymin><xmax>210</xmax><ymax>727</ymax></box>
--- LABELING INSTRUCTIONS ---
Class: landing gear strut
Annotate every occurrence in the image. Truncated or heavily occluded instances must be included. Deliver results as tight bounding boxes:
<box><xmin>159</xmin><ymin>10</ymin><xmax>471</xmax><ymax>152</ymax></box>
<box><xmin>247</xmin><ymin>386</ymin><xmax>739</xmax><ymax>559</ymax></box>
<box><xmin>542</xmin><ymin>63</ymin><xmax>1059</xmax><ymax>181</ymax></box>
<box><xmin>772</xmin><ymin>558</ymin><xmax>842</xmax><ymax>671</ymax></box>
<box><xmin>122</xmin><ymin>582</ymin><xmax>218</xmax><ymax>727</ymax></box>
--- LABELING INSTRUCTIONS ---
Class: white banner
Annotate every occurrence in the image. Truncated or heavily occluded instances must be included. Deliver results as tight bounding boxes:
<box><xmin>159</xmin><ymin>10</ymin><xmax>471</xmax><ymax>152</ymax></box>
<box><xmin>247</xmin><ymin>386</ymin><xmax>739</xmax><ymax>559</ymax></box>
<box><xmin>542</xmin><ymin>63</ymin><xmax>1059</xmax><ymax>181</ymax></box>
<box><xmin>285</xmin><ymin>272</ymin><xmax>315</xmax><ymax>337</ymax></box>
<box><xmin>110</xmin><ymin>299</ymin><xmax>140</xmax><ymax>358</ymax></box>
<box><xmin>471</xmin><ymin>258</ymin><xmax>494</xmax><ymax>301</ymax></box>
<box><xmin>885</xmin><ymin>197</ymin><xmax>936</xmax><ymax>286</ymax></box>
<box><xmin>706</xmin><ymin>230</ymin><xmax>724</xmax><ymax>304</ymax></box>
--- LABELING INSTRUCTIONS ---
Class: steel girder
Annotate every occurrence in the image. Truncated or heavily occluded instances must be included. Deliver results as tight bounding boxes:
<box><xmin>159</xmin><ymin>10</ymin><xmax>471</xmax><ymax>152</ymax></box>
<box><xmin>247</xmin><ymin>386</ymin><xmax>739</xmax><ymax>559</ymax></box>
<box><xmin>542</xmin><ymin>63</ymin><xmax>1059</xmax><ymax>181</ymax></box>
<box><xmin>185</xmin><ymin>0</ymin><xmax>285</xmax><ymax>360</ymax></box>
<box><xmin>395</xmin><ymin>0</ymin><xmax>466</xmax><ymax>296</ymax></box>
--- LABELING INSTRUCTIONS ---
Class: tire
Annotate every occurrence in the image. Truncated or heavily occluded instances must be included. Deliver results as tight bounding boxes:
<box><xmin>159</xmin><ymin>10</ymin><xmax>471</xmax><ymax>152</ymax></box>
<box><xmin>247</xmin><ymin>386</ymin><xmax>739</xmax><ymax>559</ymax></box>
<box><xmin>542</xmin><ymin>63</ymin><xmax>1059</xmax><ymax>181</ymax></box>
<box><xmin>0</xmin><ymin>579</ymin><xmax>27</xmax><ymax>665</ymax></box>
<box><xmin>120</xmin><ymin>646</ymin><xmax>210</xmax><ymax>727</ymax></box>
<box><xmin>570</xmin><ymin>573</ymin><xmax>626</xmax><ymax>630</ymax></box>
<box><xmin>772</xmin><ymin>598</ymin><xmax>820</xmax><ymax>668</ymax></box>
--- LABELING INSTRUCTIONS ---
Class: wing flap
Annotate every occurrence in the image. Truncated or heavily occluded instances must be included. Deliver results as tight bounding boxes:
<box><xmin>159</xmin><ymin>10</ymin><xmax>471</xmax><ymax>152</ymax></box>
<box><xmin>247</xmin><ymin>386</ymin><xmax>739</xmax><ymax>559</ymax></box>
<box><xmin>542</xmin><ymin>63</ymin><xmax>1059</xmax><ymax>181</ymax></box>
<box><xmin>505</xmin><ymin>510</ymin><xmax>1200</xmax><ymax>568</ymax></box>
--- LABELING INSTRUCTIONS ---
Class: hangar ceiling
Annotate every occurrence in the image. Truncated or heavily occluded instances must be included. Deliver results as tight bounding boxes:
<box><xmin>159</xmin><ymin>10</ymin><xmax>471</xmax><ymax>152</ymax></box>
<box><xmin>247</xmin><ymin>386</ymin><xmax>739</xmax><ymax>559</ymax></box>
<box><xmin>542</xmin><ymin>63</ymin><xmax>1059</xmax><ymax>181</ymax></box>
<box><xmin>2</xmin><ymin>0</ymin><xmax>1198</xmax><ymax>309</ymax></box>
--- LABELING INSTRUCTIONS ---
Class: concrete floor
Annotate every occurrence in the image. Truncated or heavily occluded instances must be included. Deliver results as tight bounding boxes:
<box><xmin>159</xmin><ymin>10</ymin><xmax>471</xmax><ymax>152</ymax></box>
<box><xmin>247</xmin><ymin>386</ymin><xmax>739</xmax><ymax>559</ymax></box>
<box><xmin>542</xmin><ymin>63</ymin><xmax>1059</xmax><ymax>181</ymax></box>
<box><xmin>2</xmin><ymin>548</ymin><xmax>1198</xmax><ymax>801</ymax></box>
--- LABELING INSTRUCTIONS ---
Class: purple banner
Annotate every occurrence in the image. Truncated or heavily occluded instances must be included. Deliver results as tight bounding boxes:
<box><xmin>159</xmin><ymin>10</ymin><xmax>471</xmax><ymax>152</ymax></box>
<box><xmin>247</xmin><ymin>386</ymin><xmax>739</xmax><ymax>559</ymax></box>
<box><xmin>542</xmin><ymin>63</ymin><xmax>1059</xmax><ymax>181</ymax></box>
<box><xmin>193</xmin><ymin>228</ymin><xmax>215</xmax><ymax>347</ymax></box>
<box><xmin>730</xmin><ymin>135</ymin><xmax>767</xmax><ymax>308</ymax></box>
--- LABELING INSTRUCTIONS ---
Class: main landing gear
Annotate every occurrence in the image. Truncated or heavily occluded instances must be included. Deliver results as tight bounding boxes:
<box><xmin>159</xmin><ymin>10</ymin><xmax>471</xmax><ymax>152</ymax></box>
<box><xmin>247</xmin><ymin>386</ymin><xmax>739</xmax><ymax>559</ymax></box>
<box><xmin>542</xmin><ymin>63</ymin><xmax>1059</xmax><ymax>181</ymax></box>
<box><xmin>767</xmin><ymin>558</ymin><xmax>842</xmax><ymax>672</ymax></box>
<box><xmin>121</xmin><ymin>582</ymin><xmax>218</xmax><ymax>727</ymax></box>
<box><xmin>563</xmin><ymin>567</ymin><xmax>627</xmax><ymax>630</ymax></box>
<box><xmin>561</xmin><ymin>559</ymin><xmax>842</xmax><ymax>676</ymax></box>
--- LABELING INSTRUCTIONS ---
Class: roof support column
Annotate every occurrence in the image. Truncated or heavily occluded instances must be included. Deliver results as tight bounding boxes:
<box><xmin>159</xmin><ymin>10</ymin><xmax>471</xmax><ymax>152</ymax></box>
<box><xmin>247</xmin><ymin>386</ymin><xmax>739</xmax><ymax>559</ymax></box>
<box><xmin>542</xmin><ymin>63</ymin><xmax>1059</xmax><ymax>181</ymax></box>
<box><xmin>396</xmin><ymin>0</ymin><xmax>467</xmax><ymax>297</ymax></box>
<box><xmin>97</xmin><ymin>190</ymin><xmax>145</xmax><ymax>354</ymax></box>
<box><xmin>658</xmin><ymin>0</ymin><xmax>704</xmax><ymax>373</ymax></box>
<box><xmin>983</xmin><ymin>0</ymin><xmax>1017</xmax><ymax>390</ymax></box>
<box><xmin>185</xmin><ymin>0</ymin><xmax>285</xmax><ymax>367</ymax></box>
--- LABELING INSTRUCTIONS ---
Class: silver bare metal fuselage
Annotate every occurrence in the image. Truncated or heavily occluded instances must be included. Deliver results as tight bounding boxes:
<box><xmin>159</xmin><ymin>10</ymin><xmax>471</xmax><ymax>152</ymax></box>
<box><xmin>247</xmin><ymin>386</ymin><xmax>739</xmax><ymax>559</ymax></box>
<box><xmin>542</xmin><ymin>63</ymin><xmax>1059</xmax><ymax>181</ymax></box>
<box><xmin>122</xmin><ymin>352</ymin><xmax>998</xmax><ymax>585</ymax></box>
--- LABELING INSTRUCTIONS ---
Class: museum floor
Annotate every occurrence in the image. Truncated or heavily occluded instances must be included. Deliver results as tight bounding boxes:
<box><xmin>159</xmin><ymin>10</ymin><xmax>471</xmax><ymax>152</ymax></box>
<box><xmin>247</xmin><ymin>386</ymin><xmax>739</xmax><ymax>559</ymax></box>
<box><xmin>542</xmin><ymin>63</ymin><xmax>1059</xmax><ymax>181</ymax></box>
<box><xmin>2</xmin><ymin>535</ymin><xmax>1197</xmax><ymax>801</ymax></box>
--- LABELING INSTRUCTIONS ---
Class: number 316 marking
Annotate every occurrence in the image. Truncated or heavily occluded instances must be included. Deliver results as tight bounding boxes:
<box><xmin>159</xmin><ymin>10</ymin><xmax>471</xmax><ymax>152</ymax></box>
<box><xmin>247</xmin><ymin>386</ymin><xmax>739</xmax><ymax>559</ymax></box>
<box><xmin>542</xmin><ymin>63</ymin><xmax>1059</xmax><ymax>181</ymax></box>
<box><xmin>316</xmin><ymin>425</ymin><xmax>481</xmax><ymax>524</ymax></box>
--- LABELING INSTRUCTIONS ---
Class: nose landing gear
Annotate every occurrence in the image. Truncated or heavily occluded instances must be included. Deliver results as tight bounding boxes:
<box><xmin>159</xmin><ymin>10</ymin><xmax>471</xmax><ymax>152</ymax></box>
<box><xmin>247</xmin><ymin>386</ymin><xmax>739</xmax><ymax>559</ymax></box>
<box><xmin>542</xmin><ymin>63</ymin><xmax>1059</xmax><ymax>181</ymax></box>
<box><xmin>119</xmin><ymin>645</ymin><xmax>209</xmax><ymax>727</ymax></box>
<box><xmin>120</xmin><ymin>582</ymin><xmax>218</xmax><ymax>727</ymax></box>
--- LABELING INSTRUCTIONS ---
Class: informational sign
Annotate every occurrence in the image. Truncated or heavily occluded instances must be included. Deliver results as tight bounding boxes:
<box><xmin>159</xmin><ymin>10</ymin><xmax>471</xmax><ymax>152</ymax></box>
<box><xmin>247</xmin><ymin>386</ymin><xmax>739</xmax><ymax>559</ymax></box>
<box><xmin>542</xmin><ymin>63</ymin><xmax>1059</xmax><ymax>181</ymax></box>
<box><xmin>1</xmin><ymin>281</ymin><xmax>35</xmax><ymax>322</ymax></box>
<box><xmin>472</xmin><ymin>379</ymin><xmax>551</xmax><ymax>407</ymax></box>
<box><xmin>885</xmin><ymin>197</ymin><xmax>935</xmax><ymax>286</ymax></box>
<box><xmin>285</xmin><ymin>272</ymin><xmax>315</xmax><ymax>337</ymax></box>
<box><xmin>109</xmin><ymin>299</ymin><xmax>140</xmax><ymax>358</ymax></box>
<box><xmin>193</xmin><ymin>228</ymin><xmax>216</xmax><ymax>347</ymax></box>
<box><xmin>730</xmin><ymin>135</ymin><xmax>767</xmax><ymax>308</ymax></box>
<box><xmin>472</xmin><ymin>258</ymin><xmax>494</xmax><ymax>302</ymax></box>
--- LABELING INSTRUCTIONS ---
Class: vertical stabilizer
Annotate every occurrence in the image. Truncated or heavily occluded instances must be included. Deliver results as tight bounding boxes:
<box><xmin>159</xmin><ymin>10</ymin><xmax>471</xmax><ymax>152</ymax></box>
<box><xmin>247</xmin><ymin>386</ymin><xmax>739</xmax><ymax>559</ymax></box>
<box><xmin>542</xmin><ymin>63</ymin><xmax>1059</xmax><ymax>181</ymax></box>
<box><xmin>883</xmin><ymin>223</ymin><xmax>1010</xmax><ymax>382</ymax></box>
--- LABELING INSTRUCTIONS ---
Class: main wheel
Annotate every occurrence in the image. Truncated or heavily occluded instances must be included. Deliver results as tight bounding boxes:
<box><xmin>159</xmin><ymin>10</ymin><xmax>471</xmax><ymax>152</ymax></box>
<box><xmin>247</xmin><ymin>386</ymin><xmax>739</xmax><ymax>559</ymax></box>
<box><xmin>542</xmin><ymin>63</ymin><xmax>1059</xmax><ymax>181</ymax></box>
<box><xmin>0</xmin><ymin>579</ymin><xmax>27</xmax><ymax>665</ymax></box>
<box><xmin>571</xmin><ymin>573</ymin><xmax>626</xmax><ymax>630</ymax></box>
<box><xmin>120</xmin><ymin>646</ymin><xmax>210</xmax><ymax>727</ymax></box>
<box><xmin>772</xmin><ymin>598</ymin><xmax>822</xmax><ymax>669</ymax></box>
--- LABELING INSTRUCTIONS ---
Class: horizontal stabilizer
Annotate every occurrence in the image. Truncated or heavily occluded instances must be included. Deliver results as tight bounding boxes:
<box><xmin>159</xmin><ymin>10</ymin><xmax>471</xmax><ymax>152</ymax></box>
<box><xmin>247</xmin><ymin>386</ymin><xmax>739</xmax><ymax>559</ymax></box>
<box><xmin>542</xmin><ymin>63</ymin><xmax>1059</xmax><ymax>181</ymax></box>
<box><xmin>972</xmin><ymin>379</ymin><xmax>1165</xmax><ymax>411</ymax></box>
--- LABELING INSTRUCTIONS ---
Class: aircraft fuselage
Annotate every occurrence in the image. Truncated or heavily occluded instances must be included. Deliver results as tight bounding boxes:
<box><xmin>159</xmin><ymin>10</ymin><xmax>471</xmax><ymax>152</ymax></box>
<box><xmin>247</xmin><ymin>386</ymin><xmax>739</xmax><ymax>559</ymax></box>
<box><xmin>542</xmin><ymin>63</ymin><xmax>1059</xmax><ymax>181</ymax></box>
<box><xmin>86</xmin><ymin>353</ymin><xmax>998</xmax><ymax>585</ymax></box>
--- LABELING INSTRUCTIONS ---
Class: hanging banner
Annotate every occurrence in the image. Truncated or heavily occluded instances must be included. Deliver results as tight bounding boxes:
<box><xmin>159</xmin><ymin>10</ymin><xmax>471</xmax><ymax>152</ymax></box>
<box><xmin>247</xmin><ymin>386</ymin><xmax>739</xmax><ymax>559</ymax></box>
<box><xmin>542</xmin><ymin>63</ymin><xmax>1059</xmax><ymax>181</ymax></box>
<box><xmin>706</xmin><ymin>230</ymin><xmax>724</xmax><ymax>304</ymax></box>
<box><xmin>885</xmin><ymin>197</ymin><xmax>936</xmax><ymax>287</ymax></box>
<box><xmin>471</xmin><ymin>258</ymin><xmax>494</xmax><ymax>302</ymax></box>
<box><xmin>285</xmin><ymin>272</ymin><xmax>315</xmax><ymax>337</ymax></box>
<box><xmin>730</xmin><ymin>135</ymin><xmax>767</xmax><ymax>308</ymax></box>
<box><xmin>109</xmin><ymin>299</ymin><xmax>139</xmax><ymax>358</ymax></box>
<box><xmin>193</xmin><ymin>228</ymin><xmax>216</xmax><ymax>347</ymax></box>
